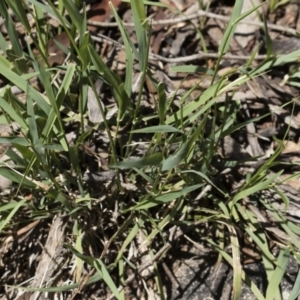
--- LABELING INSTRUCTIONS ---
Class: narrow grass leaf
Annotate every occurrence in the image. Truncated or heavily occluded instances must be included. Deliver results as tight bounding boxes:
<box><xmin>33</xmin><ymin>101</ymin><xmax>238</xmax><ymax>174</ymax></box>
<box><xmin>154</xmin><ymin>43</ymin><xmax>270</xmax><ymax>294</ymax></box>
<box><xmin>74</xmin><ymin>222</ymin><xmax>83</xmax><ymax>282</ymax></box>
<box><xmin>89</xmin><ymin>46</ymin><xmax>130</xmax><ymax>119</ymax></box>
<box><xmin>235</xmin><ymin>2</ymin><xmax>266</xmax><ymax>24</ymax></box>
<box><xmin>110</xmin><ymin>153</ymin><xmax>163</xmax><ymax>169</ymax></box>
<box><xmin>78</xmin><ymin>32</ymin><xmax>90</xmax><ymax>71</ymax></box>
<box><xmin>28</xmin><ymin>0</ymin><xmax>65</xmax><ymax>23</ymax></box>
<box><xmin>232</xmin><ymin>171</ymin><xmax>283</xmax><ymax>204</ymax></box>
<box><xmin>274</xmin><ymin>187</ymin><xmax>289</xmax><ymax>212</ymax></box>
<box><xmin>182</xmin><ymin>170</ymin><xmax>228</xmax><ymax>196</ymax></box>
<box><xmin>288</xmin><ymin>268</ymin><xmax>300</xmax><ymax>300</ymax></box>
<box><xmin>0</xmin><ymin>137</ymin><xmax>30</xmax><ymax>146</ymax></box>
<box><xmin>218</xmin><ymin>0</ymin><xmax>243</xmax><ymax>55</ymax></box>
<box><xmin>111</xmin><ymin>3</ymin><xmax>134</xmax><ymax>97</ymax></box>
<box><xmin>0</xmin><ymin>3</ymin><xmax>23</xmax><ymax>57</ymax></box>
<box><xmin>33</xmin><ymin>4</ymin><xmax>47</xmax><ymax>57</ymax></box>
<box><xmin>171</xmin><ymin>65</ymin><xmax>214</xmax><ymax>75</ymax></box>
<box><xmin>226</xmin><ymin>225</ymin><xmax>242</xmax><ymax>300</ymax></box>
<box><xmin>62</xmin><ymin>0</ymin><xmax>81</xmax><ymax>32</ymax></box>
<box><xmin>0</xmin><ymin>96</ymin><xmax>28</xmax><ymax>130</ymax></box>
<box><xmin>0</xmin><ymin>32</ymin><xmax>7</xmax><ymax>52</ymax></box>
<box><xmin>115</xmin><ymin>222</ymin><xmax>140</xmax><ymax>262</ymax></box>
<box><xmin>131</xmin><ymin>0</ymin><xmax>149</xmax><ymax>71</ymax></box>
<box><xmin>133</xmin><ymin>168</ymin><xmax>154</xmax><ymax>185</ymax></box>
<box><xmin>162</xmin><ymin>123</ymin><xmax>203</xmax><ymax>171</ymax></box>
<box><xmin>261</xmin><ymin>201</ymin><xmax>300</xmax><ymax>250</ymax></box>
<box><xmin>287</xmin><ymin>221</ymin><xmax>300</xmax><ymax>236</ymax></box>
<box><xmin>166</xmin><ymin>79</ymin><xmax>227</xmax><ymax>124</ymax></box>
<box><xmin>26</xmin><ymin>89</ymin><xmax>39</xmax><ymax>147</ymax></box>
<box><xmin>156</xmin><ymin>184</ymin><xmax>204</xmax><ymax>202</ymax></box>
<box><xmin>263</xmin><ymin>18</ymin><xmax>273</xmax><ymax>59</ymax></box>
<box><xmin>145</xmin><ymin>198</ymin><xmax>184</xmax><ymax>243</ymax></box>
<box><xmin>79</xmin><ymin>3</ymin><xmax>87</xmax><ymax>42</ymax></box>
<box><xmin>6</xmin><ymin>0</ymin><xmax>30</xmax><ymax>32</ymax></box>
<box><xmin>0</xmin><ymin>168</ymin><xmax>36</xmax><ymax>188</ymax></box>
<box><xmin>0</xmin><ymin>60</ymin><xmax>51</xmax><ymax>114</ymax></box>
<box><xmin>131</xmin><ymin>125</ymin><xmax>183</xmax><ymax>134</ymax></box>
<box><xmin>265</xmin><ymin>248</ymin><xmax>290</xmax><ymax>300</ymax></box>
<box><xmin>158</xmin><ymin>82</ymin><xmax>167</xmax><ymax>123</ymax></box>
<box><xmin>94</xmin><ymin>260</ymin><xmax>122</xmax><ymax>300</ymax></box>
<box><xmin>251</xmin><ymin>49</ymin><xmax>300</xmax><ymax>77</ymax></box>
<box><xmin>0</xmin><ymin>199</ymin><xmax>26</xmax><ymax>233</ymax></box>
<box><xmin>244</xmin><ymin>226</ymin><xmax>276</xmax><ymax>263</ymax></box>
<box><xmin>56</xmin><ymin>63</ymin><xmax>76</xmax><ymax>109</ymax></box>
<box><xmin>0</xmin><ymin>201</ymin><xmax>26</xmax><ymax>212</ymax></box>
<box><xmin>206</xmin><ymin>238</ymin><xmax>265</xmax><ymax>300</ymax></box>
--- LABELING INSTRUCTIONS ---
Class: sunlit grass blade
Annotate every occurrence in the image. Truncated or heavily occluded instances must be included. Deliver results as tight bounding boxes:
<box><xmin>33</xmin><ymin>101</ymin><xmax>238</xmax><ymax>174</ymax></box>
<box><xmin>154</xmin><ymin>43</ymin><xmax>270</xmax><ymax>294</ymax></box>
<box><xmin>111</xmin><ymin>152</ymin><xmax>163</xmax><ymax>169</ymax></box>
<box><xmin>0</xmin><ymin>2</ymin><xmax>23</xmax><ymax>57</ymax></box>
<box><xmin>265</xmin><ymin>248</ymin><xmax>290</xmax><ymax>300</ymax></box>
<box><xmin>162</xmin><ymin>123</ymin><xmax>203</xmax><ymax>171</ymax></box>
<box><xmin>0</xmin><ymin>198</ymin><xmax>26</xmax><ymax>233</ymax></box>
<box><xmin>207</xmin><ymin>238</ymin><xmax>265</xmax><ymax>300</ymax></box>
<box><xmin>218</xmin><ymin>0</ymin><xmax>243</xmax><ymax>56</ymax></box>
<box><xmin>231</xmin><ymin>171</ymin><xmax>283</xmax><ymax>205</ymax></box>
<box><xmin>165</xmin><ymin>79</ymin><xmax>228</xmax><ymax>125</ymax></box>
<box><xmin>227</xmin><ymin>225</ymin><xmax>242</xmax><ymax>300</ymax></box>
<box><xmin>131</xmin><ymin>125</ymin><xmax>183</xmax><ymax>134</ymax></box>
<box><xmin>288</xmin><ymin>267</ymin><xmax>300</xmax><ymax>300</ymax></box>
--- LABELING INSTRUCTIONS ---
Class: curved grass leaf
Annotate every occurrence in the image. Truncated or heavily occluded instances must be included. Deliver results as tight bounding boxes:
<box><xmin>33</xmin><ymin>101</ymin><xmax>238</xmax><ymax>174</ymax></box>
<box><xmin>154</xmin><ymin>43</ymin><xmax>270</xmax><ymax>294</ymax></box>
<box><xmin>231</xmin><ymin>171</ymin><xmax>283</xmax><ymax>205</ymax></box>
<box><xmin>288</xmin><ymin>266</ymin><xmax>300</xmax><ymax>300</ymax></box>
<box><xmin>166</xmin><ymin>79</ymin><xmax>227</xmax><ymax>125</ymax></box>
<box><xmin>155</xmin><ymin>183</ymin><xmax>204</xmax><ymax>202</ymax></box>
<box><xmin>0</xmin><ymin>168</ymin><xmax>36</xmax><ymax>188</ymax></box>
<box><xmin>207</xmin><ymin>238</ymin><xmax>265</xmax><ymax>300</ymax></box>
<box><xmin>0</xmin><ymin>198</ymin><xmax>26</xmax><ymax>233</ymax></box>
<box><xmin>265</xmin><ymin>248</ymin><xmax>290</xmax><ymax>300</ymax></box>
<box><xmin>171</xmin><ymin>65</ymin><xmax>215</xmax><ymax>75</ymax></box>
<box><xmin>162</xmin><ymin>123</ymin><xmax>203</xmax><ymax>171</ymax></box>
<box><xmin>110</xmin><ymin>153</ymin><xmax>163</xmax><ymax>169</ymax></box>
<box><xmin>219</xmin><ymin>0</ymin><xmax>243</xmax><ymax>56</ymax></box>
<box><xmin>131</xmin><ymin>125</ymin><xmax>183</xmax><ymax>134</ymax></box>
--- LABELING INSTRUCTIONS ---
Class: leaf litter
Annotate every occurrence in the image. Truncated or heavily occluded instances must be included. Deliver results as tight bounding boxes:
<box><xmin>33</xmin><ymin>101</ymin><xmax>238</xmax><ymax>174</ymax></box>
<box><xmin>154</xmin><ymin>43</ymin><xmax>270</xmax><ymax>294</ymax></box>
<box><xmin>1</xmin><ymin>0</ymin><xmax>300</xmax><ymax>299</ymax></box>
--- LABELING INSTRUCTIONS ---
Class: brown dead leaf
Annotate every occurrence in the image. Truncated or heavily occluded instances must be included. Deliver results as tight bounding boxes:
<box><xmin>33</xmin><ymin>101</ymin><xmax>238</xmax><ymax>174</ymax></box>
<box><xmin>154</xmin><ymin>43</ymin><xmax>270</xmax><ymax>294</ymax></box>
<box><xmin>150</xmin><ymin>8</ymin><xmax>166</xmax><ymax>54</ymax></box>
<box><xmin>47</xmin><ymin>31</ymin><xmax>70</xmax><ymax>67</ymax></box>
<box><xmin>280</xmin><ymin>141</ymin><xmax>300</xmax><ymax>154</ymax></box>
<box><xmin>235</xmin><ymin>0</ymin><xmax>262</xmax><ymax>48</ymax></box>
<box><xmin>87</xmin><ymin>0</ymin><xmax>122</xmax><ymax>32</ymax></box>
<box><xmin>277</xmin><ymin>2</ymin><xmax>299</xmax><ymax>28</ymax></box>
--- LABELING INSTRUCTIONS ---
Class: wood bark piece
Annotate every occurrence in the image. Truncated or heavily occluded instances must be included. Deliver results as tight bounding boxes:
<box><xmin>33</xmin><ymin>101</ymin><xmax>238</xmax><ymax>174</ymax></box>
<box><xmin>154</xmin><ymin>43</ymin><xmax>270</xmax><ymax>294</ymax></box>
<box><xmin>28</xmin><ymin>216</ymin><xmax>67</xmax><ymax>300</ymax></box>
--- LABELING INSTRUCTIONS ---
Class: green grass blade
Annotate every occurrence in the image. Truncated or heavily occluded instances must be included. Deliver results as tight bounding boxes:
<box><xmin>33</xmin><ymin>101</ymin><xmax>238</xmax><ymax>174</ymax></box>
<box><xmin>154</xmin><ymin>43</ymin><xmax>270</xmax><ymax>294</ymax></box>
<box><xmin>0</xmin><ymin>2</ymin><xmax>23</xmax><ymax>57</ymax></box>
<box><xmin>111</xmin><ymin>3</ymin><xmax>134</xmax><ymax>97</ymax></box>
<box><xmin>111</xmin><ymin>153</ymin><xmax>163</xmax><ymax>169</ymax></box>
<box><xmin>131</xmin><ymin>125</ymin><xmax>183</xmax><ymax>134</ymax></box>
<box><xmin>162</xmin><ymin>123</ymin><xmax>203</xmax><ymax>171</ymax></box>
<box><xmin>131</xmin><ymin>0</ymin><xmax>149</xmax><ymax>71</ymax></box>
<box><xmin>207</xmin><ymin>238</ymin><xmax>265</xmax><ymax>300</ymax></box>
<box><xmin>232</xmin><ymin>171</ymin><xmax>283</xmax><ymax>204</ymax></box>
<box><xmin>288</xmin><ymin>267</ymin><xmax>300</xmax><ymax>300</ymax></box>
<box><xmin>0</xmin><ymin>198</ymin><xmax>27</xmax><ymax>233</ymax></box>
<box><xmin>218</xmin><ymin>0</ymin><xmax>243</xmax><ymax>55</ymax></box>
<box><xmin>265</xmin><ymin>248</ymin><xmax>290</xmax><ymax>300</ymax></box>
<box><xmin>155</xmin><ymin>184</ymin><xmax>204</xmax><ymax>202</ymax></box>
<box><xmin>166</xmin><ymin>79</ymin><xmax>228</xmax><ymax>125</ymax></box>
<box><xmin>62</xmin><ymin>0</ymin><xmax>82</xmax><ymax>33</ymax></box>
<box><xmin>94</xmin><ymin>259</ymin><xmax>122</xmax><ymax>300</ymax></box>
